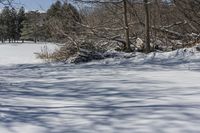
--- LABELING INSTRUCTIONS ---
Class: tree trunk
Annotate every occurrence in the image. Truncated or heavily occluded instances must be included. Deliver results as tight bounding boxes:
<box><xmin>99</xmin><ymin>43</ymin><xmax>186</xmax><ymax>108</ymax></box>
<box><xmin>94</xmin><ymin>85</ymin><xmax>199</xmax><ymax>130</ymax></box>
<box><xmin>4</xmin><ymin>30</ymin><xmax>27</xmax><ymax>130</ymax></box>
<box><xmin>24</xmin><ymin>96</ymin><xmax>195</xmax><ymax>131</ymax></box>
<box><xmin>34</xmin><ymin>37</ymin><xmax>37</xmax><ymax>43</ymax></box>
<box><xmin>123</xmin><ymin>0</ymin><xmax>131</xmax><ymax>52</ymax></box>
<box><xmin>144</xmin><ymin>0</ymin><xmax>151</xmax><ymax>53</ymax></box>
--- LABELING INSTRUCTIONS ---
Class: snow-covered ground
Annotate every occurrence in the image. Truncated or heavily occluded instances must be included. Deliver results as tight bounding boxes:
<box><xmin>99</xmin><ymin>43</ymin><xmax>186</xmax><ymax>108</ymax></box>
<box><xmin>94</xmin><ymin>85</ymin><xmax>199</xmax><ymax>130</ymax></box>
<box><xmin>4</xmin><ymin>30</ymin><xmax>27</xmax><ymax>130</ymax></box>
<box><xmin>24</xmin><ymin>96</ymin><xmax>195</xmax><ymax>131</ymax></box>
<box><xmin>0</xmin><ymin>42</ymin><xmax>57</xmax><ymax>65</ymax></box>
<box><xmin>0</xmin><ymin>43</ymin><xmax>200</xmax><ymax>133</ymax></box>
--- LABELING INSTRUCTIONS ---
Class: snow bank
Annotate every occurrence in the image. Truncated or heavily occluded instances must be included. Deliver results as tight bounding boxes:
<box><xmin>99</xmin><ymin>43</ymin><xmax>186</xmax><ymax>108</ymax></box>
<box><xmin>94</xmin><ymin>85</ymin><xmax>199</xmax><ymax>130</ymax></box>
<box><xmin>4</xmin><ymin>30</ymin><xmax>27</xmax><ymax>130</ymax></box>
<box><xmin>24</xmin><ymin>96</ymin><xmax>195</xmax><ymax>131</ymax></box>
<box><xmin>0</xmin><ymin>42</ymin><xmax>200</xmax><ymax>68</ymax></box>
<box><xmin>87</xmin><ymin>45</ymin><xmax>200</xmax><ymax>70</ymax></box>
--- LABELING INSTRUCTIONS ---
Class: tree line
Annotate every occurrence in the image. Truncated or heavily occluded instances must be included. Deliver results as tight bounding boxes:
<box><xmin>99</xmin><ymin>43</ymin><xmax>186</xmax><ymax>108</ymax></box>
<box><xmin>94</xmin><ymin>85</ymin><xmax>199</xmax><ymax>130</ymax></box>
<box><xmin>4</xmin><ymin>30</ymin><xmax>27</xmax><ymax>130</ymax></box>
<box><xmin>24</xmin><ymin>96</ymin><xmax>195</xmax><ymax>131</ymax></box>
<box><xmin>69</xmin><ymin>0</ymin><xmax>200</xmax><ymax>53</ymax></box>
<box><xmin>0</xmin><ymin>6</ymin><xmax>25</xmax><ymax>42</ymax></box>
<box><xmin>35</xmin><ymin>0</ymin><xmax>199</xmax><ymax>54</ymax></box>
<box><xmin>0</xmin><ymin>1</ymin><xmax>81</xmax><ymax>43</ymax></box>
<box><xmin>0</xmin><ymin>0</ymin><xmax>199</xmax><ymax>54</ymax></box>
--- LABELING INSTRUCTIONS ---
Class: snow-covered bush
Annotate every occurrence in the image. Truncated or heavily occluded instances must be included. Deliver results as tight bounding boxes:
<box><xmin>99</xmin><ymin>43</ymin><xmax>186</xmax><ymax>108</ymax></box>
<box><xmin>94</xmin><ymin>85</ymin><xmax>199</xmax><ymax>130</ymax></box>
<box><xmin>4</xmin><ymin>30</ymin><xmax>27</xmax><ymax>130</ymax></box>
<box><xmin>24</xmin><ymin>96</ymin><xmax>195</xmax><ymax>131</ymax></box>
<box><xmin>36</xmin><ymin>40</ymin><xmax>105</xmax><ymax>63</ymax></box>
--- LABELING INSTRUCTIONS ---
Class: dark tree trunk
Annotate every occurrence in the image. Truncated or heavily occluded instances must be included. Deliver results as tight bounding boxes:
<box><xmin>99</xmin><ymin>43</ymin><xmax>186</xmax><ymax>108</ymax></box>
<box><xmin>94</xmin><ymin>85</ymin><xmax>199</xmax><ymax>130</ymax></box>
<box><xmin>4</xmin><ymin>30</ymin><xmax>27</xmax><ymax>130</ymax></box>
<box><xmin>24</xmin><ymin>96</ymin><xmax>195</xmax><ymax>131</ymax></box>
<box><xmin>144</xmin><ymin>0</ymin><xmax>151</xmax><ymax>53</ymax></box>
<box><xmin>34</xmin><ymin>37</ymin><xmax>37</xmax><ymax>43</ymax></box>
<box><xmin>123</xmin><ymin>0</ymin><xmax>131</xmax><ymax>52</ymax></box>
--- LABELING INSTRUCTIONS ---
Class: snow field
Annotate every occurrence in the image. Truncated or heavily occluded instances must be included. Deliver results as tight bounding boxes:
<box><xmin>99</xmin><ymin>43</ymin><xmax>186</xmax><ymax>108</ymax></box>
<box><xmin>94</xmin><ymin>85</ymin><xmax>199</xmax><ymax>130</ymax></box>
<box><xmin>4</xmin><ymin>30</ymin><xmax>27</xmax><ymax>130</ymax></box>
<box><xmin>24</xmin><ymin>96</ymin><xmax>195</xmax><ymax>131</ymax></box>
<box><xmin>0</xmin><ymin>42</ymin><xmax>58</xmax><ymax>65</ymax></box>
<box><xmin>0</xmin><ymin>43</ymin><xmax>200</xmax><ymax>133</ymax></box>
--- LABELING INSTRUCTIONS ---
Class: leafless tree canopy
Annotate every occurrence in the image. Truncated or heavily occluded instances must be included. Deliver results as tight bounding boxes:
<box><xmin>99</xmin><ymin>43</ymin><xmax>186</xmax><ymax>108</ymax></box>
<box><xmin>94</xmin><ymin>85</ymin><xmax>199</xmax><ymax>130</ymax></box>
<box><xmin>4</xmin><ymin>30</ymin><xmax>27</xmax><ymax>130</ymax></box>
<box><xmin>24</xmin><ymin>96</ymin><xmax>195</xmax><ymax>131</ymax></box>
<box><xmin>69</xmin><ymin>0</ymin><xmax>200</xmax><ymax>51</ymax></box>
<box><xmin>1</xmin><ymin>0</ymin><xmax>200</xmax><ymax>58</ymax></box>
<box><xmin>0</xmin><ymin>0</ymin><xmax>13</xmax><ymax>5</ymax></box>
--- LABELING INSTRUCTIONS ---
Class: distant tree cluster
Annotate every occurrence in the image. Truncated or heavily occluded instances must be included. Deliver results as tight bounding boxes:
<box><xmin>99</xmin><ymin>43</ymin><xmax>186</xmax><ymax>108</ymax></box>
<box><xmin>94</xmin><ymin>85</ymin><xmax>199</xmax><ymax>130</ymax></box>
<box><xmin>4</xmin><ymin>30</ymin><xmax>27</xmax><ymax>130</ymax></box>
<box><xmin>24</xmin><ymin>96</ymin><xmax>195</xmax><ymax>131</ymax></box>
<box><xmin>0</xmin><ymin>6</ymin><xmax>25</xmax><ymax>42</ymax></box>
<box><xmin>0</xmin><ymin>1</ymin><xmax>81</xmax><ymax>43</ymax></box>
<box><xmin>21</xmin><ymin>1</ymin><xmax>81</xmax><ymax>43</ymax></box>
<box><xmin>45</xmin><ymin>0</ymin><xmax>81</xmax><ymax>42</ymax></box>
<box><xmin>20</xmin><ymin>10</ymin><xmax>47</xmax><ymax>43</ymax></box>
<box><xmin>1</xmin><ymin>0</ymin><xmax>199</xmax><ymax>55</ymax></box>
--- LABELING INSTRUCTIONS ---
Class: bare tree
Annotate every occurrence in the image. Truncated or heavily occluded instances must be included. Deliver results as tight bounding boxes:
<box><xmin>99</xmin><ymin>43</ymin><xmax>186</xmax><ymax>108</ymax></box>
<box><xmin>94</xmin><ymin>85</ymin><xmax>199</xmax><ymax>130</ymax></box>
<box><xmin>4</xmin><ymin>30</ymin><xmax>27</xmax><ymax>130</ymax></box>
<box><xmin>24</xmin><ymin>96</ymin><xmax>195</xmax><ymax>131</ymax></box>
<box><xmin>173</xmin><ymin>0</ymin><xmax>200</xmax><ymax>33</ymax></box>
<box><xmin>143</xmin><ymin>0</ymin><xmax>151</xmax><ymax>53</ymax></box>
<box><xmin>72</xmin><ymin>0</ymin><xmax>132</xmax><ymax>52</ymax></box>
<box><xmin>123</xmin><ymin>0</ymin><xmax>131</xmax><ymax>52</ymax></box>
<box><xmin>0</xmin><ymin>0</ymin><xmax>13</xmax><ymax>5</ymax></box>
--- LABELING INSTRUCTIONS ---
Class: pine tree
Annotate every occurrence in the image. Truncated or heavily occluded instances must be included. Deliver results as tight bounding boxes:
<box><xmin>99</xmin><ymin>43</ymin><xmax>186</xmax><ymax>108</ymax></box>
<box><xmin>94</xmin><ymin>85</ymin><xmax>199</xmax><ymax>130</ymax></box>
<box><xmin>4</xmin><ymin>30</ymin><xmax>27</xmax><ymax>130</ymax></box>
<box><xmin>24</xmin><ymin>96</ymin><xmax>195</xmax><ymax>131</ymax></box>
<box><xmin>0</xmin><ymin>12</ymin><xmax>6</xmax><ymax>42</ymax></box>
<box><xmin>9</xmin><ymin>8</ymin><xmax>17</xmax><ymax>42</ymax></box>
<box><xmin>1</xmin><ymin>6</ymin><xmax>10</xmax><ymax>42</ymax></box>
<box><xmin>45</xmin><ymin>1</ymin><xmax>81</xmax><ymax>41</ymax></box>
<box><xmin>47</xmin><ymin>0</ymin><xmax>62</xmax><ymax>18</ymax></box>
<box><xmin>20</xmin><ymin>11</ymin><xmax>42</xmax><ymax>43</ymax></box>
<box><xmin>16</xmin><ymin>6</ymin><xmax>25</xmax><ymax>41</ymax></box>
<box><xmin>20</xmin><ymin>19</ymin><xmax>33</xmax><ymax>42</ymax></box>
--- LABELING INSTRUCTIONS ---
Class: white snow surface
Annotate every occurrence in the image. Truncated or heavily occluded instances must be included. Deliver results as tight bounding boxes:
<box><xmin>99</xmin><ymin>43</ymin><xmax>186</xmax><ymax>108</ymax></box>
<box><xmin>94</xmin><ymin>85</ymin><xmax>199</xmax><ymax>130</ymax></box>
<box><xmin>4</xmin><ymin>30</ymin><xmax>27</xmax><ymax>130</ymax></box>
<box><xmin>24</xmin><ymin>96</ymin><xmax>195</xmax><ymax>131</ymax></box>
<box><xmin>0</xmin><ymin>42</ymin><xmax>57</xmax><ymax>66</ymax></box>
<box><xmin>0</xmin><ymin>43</ymin><xmax>200</xmax><ymax>133</ymax></box>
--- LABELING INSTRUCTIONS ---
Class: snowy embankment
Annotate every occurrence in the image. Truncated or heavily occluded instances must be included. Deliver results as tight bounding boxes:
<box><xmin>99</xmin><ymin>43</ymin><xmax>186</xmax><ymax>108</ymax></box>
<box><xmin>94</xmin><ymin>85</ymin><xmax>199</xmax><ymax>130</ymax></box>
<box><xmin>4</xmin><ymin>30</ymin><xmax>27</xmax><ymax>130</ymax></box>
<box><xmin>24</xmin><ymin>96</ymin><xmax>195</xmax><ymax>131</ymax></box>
<box><xmin>92</xmin><ymin>44</ymin><xmax>200</xmax><ymax>71</ymax></box>
<box><xmin>0</xmin><ymin>43</ymin><xmax>200</xmax><ymax>133</ymax></box>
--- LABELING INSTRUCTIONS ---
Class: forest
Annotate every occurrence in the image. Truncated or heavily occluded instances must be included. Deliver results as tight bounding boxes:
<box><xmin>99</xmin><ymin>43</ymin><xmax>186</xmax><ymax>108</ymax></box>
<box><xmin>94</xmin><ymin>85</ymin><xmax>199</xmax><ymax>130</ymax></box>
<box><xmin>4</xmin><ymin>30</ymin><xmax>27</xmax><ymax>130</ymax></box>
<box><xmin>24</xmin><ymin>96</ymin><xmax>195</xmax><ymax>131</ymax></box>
<box><xmin>0</xmin><ymin>0</ymin><xmax>199</xmax><ymax>63</ymax></box>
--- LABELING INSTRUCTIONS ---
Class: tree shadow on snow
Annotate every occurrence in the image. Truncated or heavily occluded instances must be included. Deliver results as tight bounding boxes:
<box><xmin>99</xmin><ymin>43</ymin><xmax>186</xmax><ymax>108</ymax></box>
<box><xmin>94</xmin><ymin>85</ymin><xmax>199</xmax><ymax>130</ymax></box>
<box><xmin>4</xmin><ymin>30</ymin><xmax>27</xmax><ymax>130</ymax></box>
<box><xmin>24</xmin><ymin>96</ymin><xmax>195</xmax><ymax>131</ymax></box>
<box><xmin>0</xmin><ymin>64</ymin><xmax>200</xmax><ymax>133</ymax></box>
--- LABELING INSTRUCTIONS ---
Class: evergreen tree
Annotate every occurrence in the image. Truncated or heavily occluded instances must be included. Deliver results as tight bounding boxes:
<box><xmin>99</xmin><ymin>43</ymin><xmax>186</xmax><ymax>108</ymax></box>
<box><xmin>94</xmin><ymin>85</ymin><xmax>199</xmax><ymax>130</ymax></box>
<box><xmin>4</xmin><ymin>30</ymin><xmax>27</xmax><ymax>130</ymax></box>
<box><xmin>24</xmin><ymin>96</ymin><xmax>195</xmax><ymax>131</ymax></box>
<box><xmin>46</xmin><ymin>1</ymin><xmax>81</xmax><ymax>41</ymax></box>
<box><xmin>20</xmin><ymin>19</ymin><xmax>33</xmax><ymax>42</ymax></box>
<box><xmin>1</xmin><ymin>6</ymin><xmax>10</xmax><ymax>41</ymax></box>
<box><xmin>0</xmin><ymin>12</ymin><xmax>7</xmax><ymax>42</ymax></box>
<box><xmin>0</xmin><ymin>6</ymin><xmax>21</xmax><ymax>42</ymax></box>
<box><xmin>16</xmin><ymin>6</ymin><xmax>25</xmax><ymax>41</ymax></box>
<box><xmin>9</xmin><ymin>8</ymin><xmax>17</xmax><ymax>42</ymax></box>
<box><xmin>47</xmin><ymin>0</ymin><xmax>62</xmax><ymax>18</ymax></box>
<box><xmin>21</xmin><ymin>11</ymin><xmax>42</xmax><ymax>43</ymax></box>
<box><xmin>0</xmin><ymin>6</ymin><xmax>26</xmax><ymax>43</ymax></box>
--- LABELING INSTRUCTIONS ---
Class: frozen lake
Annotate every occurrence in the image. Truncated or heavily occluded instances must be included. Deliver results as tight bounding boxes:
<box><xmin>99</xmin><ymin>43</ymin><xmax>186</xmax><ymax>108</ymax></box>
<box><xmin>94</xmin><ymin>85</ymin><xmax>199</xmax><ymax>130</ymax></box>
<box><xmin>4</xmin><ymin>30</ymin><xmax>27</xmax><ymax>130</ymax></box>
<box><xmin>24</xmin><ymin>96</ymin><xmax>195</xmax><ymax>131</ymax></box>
<box><xmin>0</xmin><ymin>43</ymin><xmax>200</xmax><ymax>133</ymax></box>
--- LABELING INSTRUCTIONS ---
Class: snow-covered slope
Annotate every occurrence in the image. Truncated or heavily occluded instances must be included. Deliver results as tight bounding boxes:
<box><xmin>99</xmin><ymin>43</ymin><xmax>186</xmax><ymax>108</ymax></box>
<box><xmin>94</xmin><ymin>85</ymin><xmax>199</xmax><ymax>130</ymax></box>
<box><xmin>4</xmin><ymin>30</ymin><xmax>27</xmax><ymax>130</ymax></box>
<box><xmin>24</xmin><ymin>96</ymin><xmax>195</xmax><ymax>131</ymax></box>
<box><xmin>0</xmin><ymin>43</ymin><xmax>200</xmax><ymax>133</ymax></box>
<box><xmin>98</xmin><ymin>46</ymin><xmax>200</xmax><ymax>70</ymax></box>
